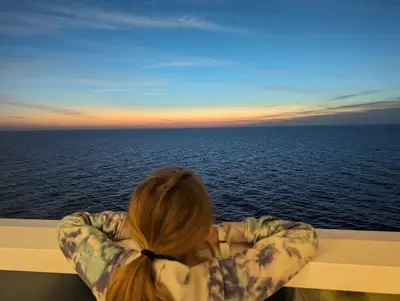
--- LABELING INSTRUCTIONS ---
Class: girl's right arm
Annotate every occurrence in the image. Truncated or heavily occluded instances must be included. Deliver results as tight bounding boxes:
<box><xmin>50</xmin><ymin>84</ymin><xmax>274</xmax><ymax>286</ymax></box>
<box><xmin>56</xmin><ymin>211</ymin><xmax>135</xmax><ymax>300</ymax></box>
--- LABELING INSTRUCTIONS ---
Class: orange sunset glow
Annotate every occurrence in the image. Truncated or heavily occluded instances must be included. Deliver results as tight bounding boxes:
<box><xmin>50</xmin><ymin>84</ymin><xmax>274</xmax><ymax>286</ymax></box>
<box><xmin>1</xmin><ymin>102</ymin><xmax>390</xmax><ymax>129</ymax></box>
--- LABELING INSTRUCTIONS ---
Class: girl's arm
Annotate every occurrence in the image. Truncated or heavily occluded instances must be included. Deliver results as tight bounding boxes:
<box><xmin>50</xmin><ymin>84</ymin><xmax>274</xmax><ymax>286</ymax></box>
<box><xmin>208</xmin><ymin>216</ymin><xmax>318</xmax><ymax>300</ymax></box>
<box><xmin>56</xmin><ymin>211</ymin><xmax>134</xmax><ymax>300</ymax></box>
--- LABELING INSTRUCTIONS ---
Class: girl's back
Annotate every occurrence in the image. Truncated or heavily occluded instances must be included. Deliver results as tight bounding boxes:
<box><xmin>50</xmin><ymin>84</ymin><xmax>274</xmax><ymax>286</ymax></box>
<box><xmin>57</xmin><ymin>167</ymin><xmax>318</xmax><ymax>301</ymax></box>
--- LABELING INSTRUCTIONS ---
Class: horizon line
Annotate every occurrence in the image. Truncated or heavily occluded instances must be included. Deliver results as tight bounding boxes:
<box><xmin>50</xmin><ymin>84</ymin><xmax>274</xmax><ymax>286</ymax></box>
<box><xmin>1</xmin><ymin>123</ymin><xmax>399</xmax><ymax>132</ymax></box>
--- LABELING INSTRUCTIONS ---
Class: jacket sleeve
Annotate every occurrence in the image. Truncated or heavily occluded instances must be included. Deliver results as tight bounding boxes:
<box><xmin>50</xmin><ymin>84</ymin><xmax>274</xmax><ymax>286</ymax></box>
<box><xmin>56</xmin><ymin>211</ymin><xmax>133</xmax><ymax>299</ymax></box>
<box><xmin>207</xmin><ymin>216</ymin><xmax>318</xmax><ymax>301</ymax></box>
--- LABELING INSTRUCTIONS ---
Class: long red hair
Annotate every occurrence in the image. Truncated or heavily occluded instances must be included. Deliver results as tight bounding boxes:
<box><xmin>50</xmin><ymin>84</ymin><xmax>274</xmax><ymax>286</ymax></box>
<box><xmin>107</xmin><ymin>167</ymin><xmax>214</xmax><ymax>301</ymax></box>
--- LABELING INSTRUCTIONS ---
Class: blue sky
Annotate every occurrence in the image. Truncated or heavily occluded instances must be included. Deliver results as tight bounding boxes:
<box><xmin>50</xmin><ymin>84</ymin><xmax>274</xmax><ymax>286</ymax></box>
<box><xmin>0</xmin><ymin>0</ymin><xmax>399</xmax><ymax>128</ymax></box>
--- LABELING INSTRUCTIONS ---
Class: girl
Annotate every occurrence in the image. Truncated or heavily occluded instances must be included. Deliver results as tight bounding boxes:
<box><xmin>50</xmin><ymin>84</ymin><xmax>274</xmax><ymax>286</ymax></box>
<box><xmin>57</xmin><ymin>167</ymin><xmax>318</xmax><ymax>301</ymax></box>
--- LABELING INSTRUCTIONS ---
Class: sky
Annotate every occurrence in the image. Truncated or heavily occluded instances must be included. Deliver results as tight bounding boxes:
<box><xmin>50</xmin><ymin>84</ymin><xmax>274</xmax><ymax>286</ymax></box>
<box><xmin>0</xmin><ymin>0</ymin><xmax>399</xmax><ymax>129</ymax></box>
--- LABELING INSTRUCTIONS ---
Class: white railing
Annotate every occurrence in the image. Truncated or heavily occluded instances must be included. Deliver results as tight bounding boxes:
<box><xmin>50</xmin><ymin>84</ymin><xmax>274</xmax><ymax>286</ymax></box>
<box><xmin>0</xmin><ymin>218</ymin><xmax>399</xmax><ymax>295</ymax></box>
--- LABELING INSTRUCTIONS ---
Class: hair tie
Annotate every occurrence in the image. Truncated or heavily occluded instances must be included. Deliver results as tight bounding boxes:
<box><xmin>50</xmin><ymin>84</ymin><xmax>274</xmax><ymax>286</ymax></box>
<box><xmin>141</xmin><ymin>249</ymin><xmax>180</xmax><ymax>262</ymax></box>
<box><xmin>141</xmin><ymin>249</ymin><xmax>156</xmax><ymax>261</ymax></box>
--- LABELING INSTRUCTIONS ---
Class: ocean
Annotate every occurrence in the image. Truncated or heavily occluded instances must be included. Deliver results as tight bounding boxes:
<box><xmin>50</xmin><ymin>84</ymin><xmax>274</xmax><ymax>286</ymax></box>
<box><xmin>0</xmin><ymin>125</ymin><xmax>399</xmax><ymax>231</ymax></box>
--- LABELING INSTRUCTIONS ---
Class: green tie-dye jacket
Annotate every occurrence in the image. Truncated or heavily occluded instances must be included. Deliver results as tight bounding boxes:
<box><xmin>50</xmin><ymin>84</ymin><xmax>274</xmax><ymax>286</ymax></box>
<box><xmin>57</xmin><ymin>211</ymin><xmax>318</xmax><ymax>301</ymax></box>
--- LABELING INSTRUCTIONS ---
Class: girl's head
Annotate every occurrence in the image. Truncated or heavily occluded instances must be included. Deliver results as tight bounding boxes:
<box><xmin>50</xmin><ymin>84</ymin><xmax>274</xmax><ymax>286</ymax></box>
<box><xmin>107</xmin><ymin>167</ymin><xmax>214</xmax><ymax>301</ymax></box>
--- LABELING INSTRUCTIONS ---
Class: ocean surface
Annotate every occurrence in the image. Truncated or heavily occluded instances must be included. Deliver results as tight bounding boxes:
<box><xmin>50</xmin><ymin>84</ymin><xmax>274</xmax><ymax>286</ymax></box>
<box><xmin>0</xmin><ymin>125</ymin><xmax>399</xmax><ymax>231</ymax></box>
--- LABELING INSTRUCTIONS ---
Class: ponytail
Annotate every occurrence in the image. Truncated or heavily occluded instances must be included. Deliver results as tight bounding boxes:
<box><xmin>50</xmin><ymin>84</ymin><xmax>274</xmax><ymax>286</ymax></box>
<box><xmin>107</xmin><ymin>254</ymin><xmax>169</xmax><ymax>301</ymax></box>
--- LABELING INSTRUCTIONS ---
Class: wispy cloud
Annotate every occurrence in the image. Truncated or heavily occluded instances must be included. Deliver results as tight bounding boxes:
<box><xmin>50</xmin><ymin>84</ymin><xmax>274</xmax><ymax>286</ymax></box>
<box><xmin>228</xmin><ymin>100</ymin><xmax>278</xmax><ymax>107</ymax></box>
<box><xmin>156</xmin><ymin>59</ymin><xmax>230</xmax><ymax>67</ymax></box>
<box><xmin>258</xmin><ymin>85</ymin><xmax>328</xmax><ymax>94</ymax></box>
<box><xmin>2</xmin><ymin>115</ymin><xmax>29</xmax><ymax>120</ymax></box>
<box><xmin>0</xmin><ymin>59</ymin><xmax>167</xmax><ymax>91</ymax></box>
<box><xmin>97</xmin><ymin>89</ymin><xmax>131</xmax><ymax>92</ymax></box>
<box><xmin>0</xmin><ymin>5</ymin><xmax>247</xmax><ymax>36</ymax></box>
<box><xmin>0</xmin><ymin>11</ymin><xmax>118</xmax><ymax>35</ymax></box>
<box><xmin>330</xmin><ymin>89</ymin><xmax>387</xmax><ymax>101</ymax></box>
<box><xmin>0</xmin><ymin>97</ymin><xmax>100</xmax><ymax>119</ymax></box>
<box><xmin>140</xmin><ymin>92</ymin><xmax>164</xmax><ymax>96</ymax></box>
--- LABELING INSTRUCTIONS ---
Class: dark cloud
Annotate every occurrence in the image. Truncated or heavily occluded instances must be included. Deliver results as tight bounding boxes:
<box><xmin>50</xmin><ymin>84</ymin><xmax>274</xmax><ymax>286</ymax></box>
<box><xmin>329</xmin><ymin>99</ymin><xmax>400</xmax><ymax>110</ymax></box>
<box><xmin>0</xmin><ymin>98</ymin><xmax>100</xmax><ymax>119</ymax></box>
<box><xmin>253</xmin><ymin>98</ymin><xmax>400</xmax><ymax>126</ymax></box>
<box><xmin>257</xmin><ymin>108</ymin><xmax>400</xmax><ymax>126</ymax></box>
<box><xmin>3</xmin><ymin>115</ymin><xmax>28</xmax><ymax>120</ymax></box>
<box><xmin>330</xmin><ymin>89</ymin><xmax>387</xmax><ymax>101</ymax></box>
<box><xmin>257</xmin><ymin>99</ymin><xmax>400</xmax><ymax>120</ymax></box>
